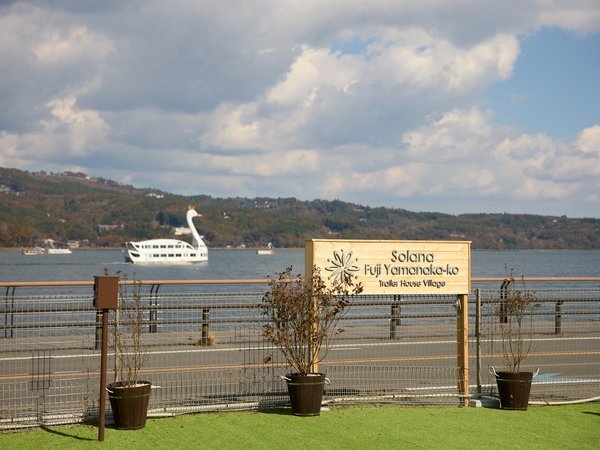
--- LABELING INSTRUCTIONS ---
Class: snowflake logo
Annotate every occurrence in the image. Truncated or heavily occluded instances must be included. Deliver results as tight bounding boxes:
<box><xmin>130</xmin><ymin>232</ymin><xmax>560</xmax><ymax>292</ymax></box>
<box><xmin>325</xmin><ymin>249</ymin><xmax>359</xmax><ymax>285</ymax></box>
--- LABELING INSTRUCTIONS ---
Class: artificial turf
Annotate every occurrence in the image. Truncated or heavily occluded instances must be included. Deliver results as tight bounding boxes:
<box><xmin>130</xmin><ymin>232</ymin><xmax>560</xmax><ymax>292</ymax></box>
<box><xmin>1</xmin><ymin>403</ymin><xmax>599</xmax><ymax>449</ymax></box>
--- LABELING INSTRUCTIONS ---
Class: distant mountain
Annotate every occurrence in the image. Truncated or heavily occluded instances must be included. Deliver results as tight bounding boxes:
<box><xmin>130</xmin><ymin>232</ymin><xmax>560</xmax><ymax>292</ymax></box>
<box><xmin>1</xmin><ymin>167</ymin><xmax>598</xmax><ymax>249</ymax></box>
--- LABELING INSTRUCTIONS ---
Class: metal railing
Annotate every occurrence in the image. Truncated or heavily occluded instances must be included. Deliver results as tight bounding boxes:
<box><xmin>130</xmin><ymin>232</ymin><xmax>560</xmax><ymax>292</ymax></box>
<box><xmin>1</xmin><ymin>277</ymin><xmax>599</xmax><ymax>430</ymax></box>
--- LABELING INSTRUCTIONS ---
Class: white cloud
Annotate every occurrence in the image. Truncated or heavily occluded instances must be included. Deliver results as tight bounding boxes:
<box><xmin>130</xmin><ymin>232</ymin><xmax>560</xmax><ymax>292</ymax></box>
<box><xmin>197</xmin><ymin>149</ymin><xmax>320</xmax><ymax>177</ymax></box>
<box><xmin>395</xmin><ymin>108</ymin><xmax>599</xmax><ymax>206</ymax></box>
<box><xmin>515</xmin><ymin>179</ymin><xmax>577</xmax><ymax>200</ymax></box>
<box><xmin>1</xmin><ymin>97</ymin><xmax>108</xmax><ymax>163</ymax></box>
<box><xmin>537</xmin><ymin>2</ymin><xmax>600</xmax><ymax>33</ymax></box>
<box><xmin>0</xmin><ymin>0</ymin><xmax>599</xmax><ymax>217</ymax></box>
<box><xmin>576</xmin><ymin>125</ymin><xmax>600</xmax><ymax>153</ymax></box>
<box><xmin>0</xmin><ymin>4</ymin><xmax>114</xmax><ymax>141</ymax></box>
<box><xmin>200</xmin><ymin>30</ymin><xmax>519</xmax><ymax>154</ymax></box>
<box><xmin>403</xmin><ymin>107</ymin><xmax>497</xmax><ymax>161</ymax></box>
<box><xmin>202</xmin><ymin>104</ymin><xmax>263</xmax><ymax>151</ymax></box>
<box><xmin>322</xmin><ymin>163</ymin><xmax>430</xmax><ymax>198</ymax></box>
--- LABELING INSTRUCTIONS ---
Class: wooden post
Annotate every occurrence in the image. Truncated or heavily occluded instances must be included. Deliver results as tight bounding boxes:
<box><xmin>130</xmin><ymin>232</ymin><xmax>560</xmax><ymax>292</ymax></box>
<box><xmin>93</xmin><ymin>275</ymin><xmax>119</xmax><ymax>442</ymax></box>
<box><xmin>305</xmin><ymin>241</ymin><xmax>319</xmax><ymax>374</ymax></box>
<box><xmin>98</xmin><ymin>309</ymin><xmax>109</xmax><ymax>441</ymax></box>
<box><xmin>475</xmin><ymin>288</ymin><xmax>482</xmax><ymax>394</ymax></box>
<box><xmin>457</xmin><ymin>293</ymin><xmax>469</xmax><ymax>407</ymax></box>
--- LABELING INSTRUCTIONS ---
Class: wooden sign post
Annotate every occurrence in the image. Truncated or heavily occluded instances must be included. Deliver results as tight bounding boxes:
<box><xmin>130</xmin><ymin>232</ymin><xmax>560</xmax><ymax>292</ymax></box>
<box><xmin>93</xmin><ymin>275</ymin><xmax>119</xmax><ymax>442</ymax></box>
<box><xmin>305</xmin><ymin>239</ymin><xmax>471</xmax><ymax>406</ymax></box>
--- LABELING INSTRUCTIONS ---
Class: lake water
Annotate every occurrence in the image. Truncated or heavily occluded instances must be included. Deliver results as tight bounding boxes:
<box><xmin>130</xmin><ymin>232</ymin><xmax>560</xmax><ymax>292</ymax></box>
<box><xmin>1</xmin><ymin>248</ymin><xmax>599</xmax><ymax>283</ymax></box>
<box><xmin>1</xmin><ymin>248</ymin><xmax>598</xmax><ymax>338</ymax></box>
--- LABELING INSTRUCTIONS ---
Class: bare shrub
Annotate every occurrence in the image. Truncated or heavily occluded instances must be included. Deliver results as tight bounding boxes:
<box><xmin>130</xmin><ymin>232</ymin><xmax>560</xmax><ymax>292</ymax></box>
<box><xmin>496</xmin><ymin>268</ymin><xmax>540</xmax><ymax>373</ymax></box>
<box><xmin>261</xmin><ymin>265</ymin><xmax>362</xmax><ymax>375</ymax></box>
<box><xmin>112</xmin><ymin>271</ymin><xmax>147</xmax><ymax>386</ymax></box>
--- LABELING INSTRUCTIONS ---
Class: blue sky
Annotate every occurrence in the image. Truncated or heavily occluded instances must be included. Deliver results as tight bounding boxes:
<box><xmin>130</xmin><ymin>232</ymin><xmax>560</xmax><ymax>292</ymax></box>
<box><xmin>486</xmin><ymin>28</ymin><xmax>600</xmax><ymax>140</ymax></box>
<box><xmin>0</xmin><ymin>1</ymin><xmax>599</xmax><ymax>218</ymax></box>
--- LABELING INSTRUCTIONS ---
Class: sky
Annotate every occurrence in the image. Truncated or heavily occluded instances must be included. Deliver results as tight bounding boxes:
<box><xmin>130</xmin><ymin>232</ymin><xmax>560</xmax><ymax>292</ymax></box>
<box><xmin>0</xmin><ymin>1</ymin><xmax>599</xmax><ymax>218</ymax></box>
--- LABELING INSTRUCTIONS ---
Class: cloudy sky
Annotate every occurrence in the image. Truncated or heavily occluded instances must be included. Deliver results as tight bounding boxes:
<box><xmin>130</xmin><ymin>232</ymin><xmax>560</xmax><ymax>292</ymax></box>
<box><xmin>1</xmin><ymin>1</ymin><xmax>599</xmax><ymax>217</ymax></box>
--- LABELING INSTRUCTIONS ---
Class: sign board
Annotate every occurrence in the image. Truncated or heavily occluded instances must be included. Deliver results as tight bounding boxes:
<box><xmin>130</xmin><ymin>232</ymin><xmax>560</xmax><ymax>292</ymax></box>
<box><xmin>305</xmin><ymin>239</ymin><xmax>471</xmax><ymax>295</ymax></box>
<box><xmin>93</xmin><ymin>275</ymin><xmax>119</xmax><ymax>310</ymax></box>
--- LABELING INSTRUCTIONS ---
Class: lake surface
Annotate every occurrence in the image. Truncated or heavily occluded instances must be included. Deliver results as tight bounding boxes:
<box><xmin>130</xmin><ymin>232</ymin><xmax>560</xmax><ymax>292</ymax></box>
<box><xmin>0</xmin><ymin>248</ymin><xmax>599</xmax><ymax>283</ymax></box>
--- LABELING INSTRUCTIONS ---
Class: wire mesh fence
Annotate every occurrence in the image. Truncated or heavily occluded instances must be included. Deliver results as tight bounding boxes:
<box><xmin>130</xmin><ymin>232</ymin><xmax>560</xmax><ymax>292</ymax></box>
<box><xmin>1</xmin><ymin>280</ymin><xmax>599</xmax><ymax>430</ymax></box>
<box><xmin>474</xmin><ymin>285</ymin><xmax>600</xmax><ymax>404</ymax></box>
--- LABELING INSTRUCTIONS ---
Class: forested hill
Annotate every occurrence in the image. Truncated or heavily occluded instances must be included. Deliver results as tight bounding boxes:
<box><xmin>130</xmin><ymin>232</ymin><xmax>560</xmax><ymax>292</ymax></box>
<box><xmin>1</xmin><ymin>167</ymin><xmax>598</xmax><ymax>249</ymax></box>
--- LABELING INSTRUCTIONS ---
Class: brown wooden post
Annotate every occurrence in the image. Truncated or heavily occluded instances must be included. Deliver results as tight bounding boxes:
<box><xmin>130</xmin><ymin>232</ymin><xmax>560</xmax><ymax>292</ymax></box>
<box><xmin>98</xmin><ymin>309</ymin><xmax>109</xmax><ymax>441</ymax></box>
<box><xmin>305</xmin><ymin>241</ymin><xmax>319</xmax><ymax>374</ymax></box>
<box><xmin>457</xmin><ymin>293</ymin><xmax>469</xmax><ymax>406</ymax></box>
<box><xmin>94</xmin><ymin>275</ymin><xmax>119</xmax><ymax>442</ymax></box>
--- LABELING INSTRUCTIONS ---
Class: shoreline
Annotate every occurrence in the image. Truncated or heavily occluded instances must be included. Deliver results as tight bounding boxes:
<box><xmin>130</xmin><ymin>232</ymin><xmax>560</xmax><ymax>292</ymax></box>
<box><xmin>3</xmin><ymin>247</ymin><xmax>600</xmax><ymax>252</ymax></box>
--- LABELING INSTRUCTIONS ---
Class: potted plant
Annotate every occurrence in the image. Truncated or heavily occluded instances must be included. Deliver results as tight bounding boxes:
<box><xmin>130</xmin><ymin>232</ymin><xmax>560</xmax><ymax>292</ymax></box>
<box><xmin>107</xmin><ymin>272</ymin><xmax>151</xmax><ymax>429</ymax></box>
<box><xmin>492</xmin><ymin>270</ymin><xmax>540</xmax><ymax>410</ymax></box>
<box><xmin>261</xmin><ymin>266</ymin><xmax>362</xmax><ymax>416</ymax></box>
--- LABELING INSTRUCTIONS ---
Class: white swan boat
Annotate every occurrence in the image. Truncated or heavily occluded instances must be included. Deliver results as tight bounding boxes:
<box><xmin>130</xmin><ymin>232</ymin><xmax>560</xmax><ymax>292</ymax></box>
<box><xmin>124</xmin><ymin>208</ymin><xmax>208</xmax><ymax>264</ymax></box>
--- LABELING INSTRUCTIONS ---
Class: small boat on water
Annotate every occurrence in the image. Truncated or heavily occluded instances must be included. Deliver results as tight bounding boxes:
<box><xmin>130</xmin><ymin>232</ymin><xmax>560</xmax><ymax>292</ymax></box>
<box><xmin>256</xmin><ymin>243</ymin><xmax>274</xmax><ymax>255</ymax></box>
<box><xmin>124</xmin><ymin>208</ymin><xmax>208</xmax><ymax>264</ymax></box>
<box><xmin>22</xmin><ymin>247</ymin><xmax>45</xmax><ymax>256</ymax></box>
<box><xmin>47</xmin><ymin>248</ymin><xmax>72</xmax><ymax>255</ymax></box>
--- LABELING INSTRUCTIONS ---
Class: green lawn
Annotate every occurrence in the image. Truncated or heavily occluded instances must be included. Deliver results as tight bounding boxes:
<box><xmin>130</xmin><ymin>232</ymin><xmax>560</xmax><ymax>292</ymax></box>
<box><xmin>2</xmin><ymin>404</ymin><xmax>599</xmax><ymax>449</ymax></box>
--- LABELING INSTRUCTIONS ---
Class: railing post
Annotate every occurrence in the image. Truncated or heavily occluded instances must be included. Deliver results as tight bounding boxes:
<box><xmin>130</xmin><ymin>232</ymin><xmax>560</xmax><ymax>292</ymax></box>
<box><xmin>555</xmin><ymin>300</ymin><xmax>564</xmax><ymax>335</ymax></box>
<box><xmin>457</xmin><ymin>293</ymin><xmax>469</xmax><ymax>407</ymax></box>
<box><xmin>390</xmin><ymin>295</ymin><xmax>400</xmax><ymax>339</ymax></box>
<box><xmin>4</xmin><ymin>287</ymin><xmax>7</xmax><ymax>339</ymax></box>
<box><xmin>475</xmin><ymin>288</ymin><xmax>482</xmax><ymax>395</ymax></box>
<box><xmin>202</xmin><ymin>309</ymin><xmax>210</xmax><ymax>345</ymax></box>
<box><xmin>499</xmin><ymin>279</ymin><xmax>512</xmax><ymax>324</ymax></box>
<box><xmin>149</xmin><ymin>284</ymin><xmax>159</xmax><ymax>333</ymax></box>
<box><xmin>5</xmin><ymin>286</ymin><xmax>16</xmax><ymax>339</ymax></box>
<box><xmin>95</xmin><ymin>311</ymin><xmax>102</xmax><ymax>350</ymax></box>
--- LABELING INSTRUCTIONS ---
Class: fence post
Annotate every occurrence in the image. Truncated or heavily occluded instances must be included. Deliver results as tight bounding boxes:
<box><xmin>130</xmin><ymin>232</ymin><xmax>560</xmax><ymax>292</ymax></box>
<box><xmin>202</xmin><ymin>309</ymin><xmax>210</xmax><ymax>345</ymax></box>
<box><xmin>499</xmin><ymin>279</ymin><xmax>512</xmax><ymax>323</ymax></box>
<box><xmin>390</xmin><ymin>295</ymin><xmax>400</xmax><ymax>339</ymax></box>
<box><xmin>5</xmin><ymin>286</ymin><xmax>16</xmax><ymax>339</ymax></box>
<box><xmin>555</xmin><ymin>301</ymin><xmax>564</xmax><ymax>335</ymax></box>
<box><xmin>475</xmin><ymin>289</ymin><xmax>481</xmax><ymax>395</ymax></box>
<box><xmin>149</xmin><ymin>284</ymin><xmax>159</xmax><ymax>333</ymax></box>
<box><xmin>95</xmin><ymin>311</ymin><xmax>102</xmax><ymax>350</ymax></box>
<box><xmin>93</xmin><ymin>275</ymin><xmax>119</xmax><ymax>443</ymax></box>
<box><xmin>457</xmin><ymin>293</ymin><xmax>469</xmax><ymax>406</ymax></box>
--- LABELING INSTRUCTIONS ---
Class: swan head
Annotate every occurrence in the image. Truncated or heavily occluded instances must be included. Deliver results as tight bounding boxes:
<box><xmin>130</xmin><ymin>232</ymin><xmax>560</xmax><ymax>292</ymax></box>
<box><xmin>186</xmin><ymin>208</ymin><xmax>202</xmax><ymax>219</ymax></box>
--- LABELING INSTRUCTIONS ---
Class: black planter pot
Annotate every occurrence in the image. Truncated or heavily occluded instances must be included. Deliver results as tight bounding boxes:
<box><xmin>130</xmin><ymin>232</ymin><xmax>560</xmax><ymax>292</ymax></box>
<box><xmin>107</xmin><ymin>381</ymin><xmax>151</xmax><ymax>429</ymax></box>
<box><xmin>495</xmin><ymin>371</ymin><xmax>533</xmax><ymax>410</ymax></box>
<box><xmin>285</xmin><ymin>373</ymin><xmax>326</xmax><ymax>416</ymax></box>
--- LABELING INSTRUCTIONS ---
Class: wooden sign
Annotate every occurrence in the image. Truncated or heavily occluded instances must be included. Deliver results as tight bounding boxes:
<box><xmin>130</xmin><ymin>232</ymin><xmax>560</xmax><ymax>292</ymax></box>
<box><xmin>305</xmin><ymin>239</ymin><xmax>471</xmax><ymax>295</ymax></box>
